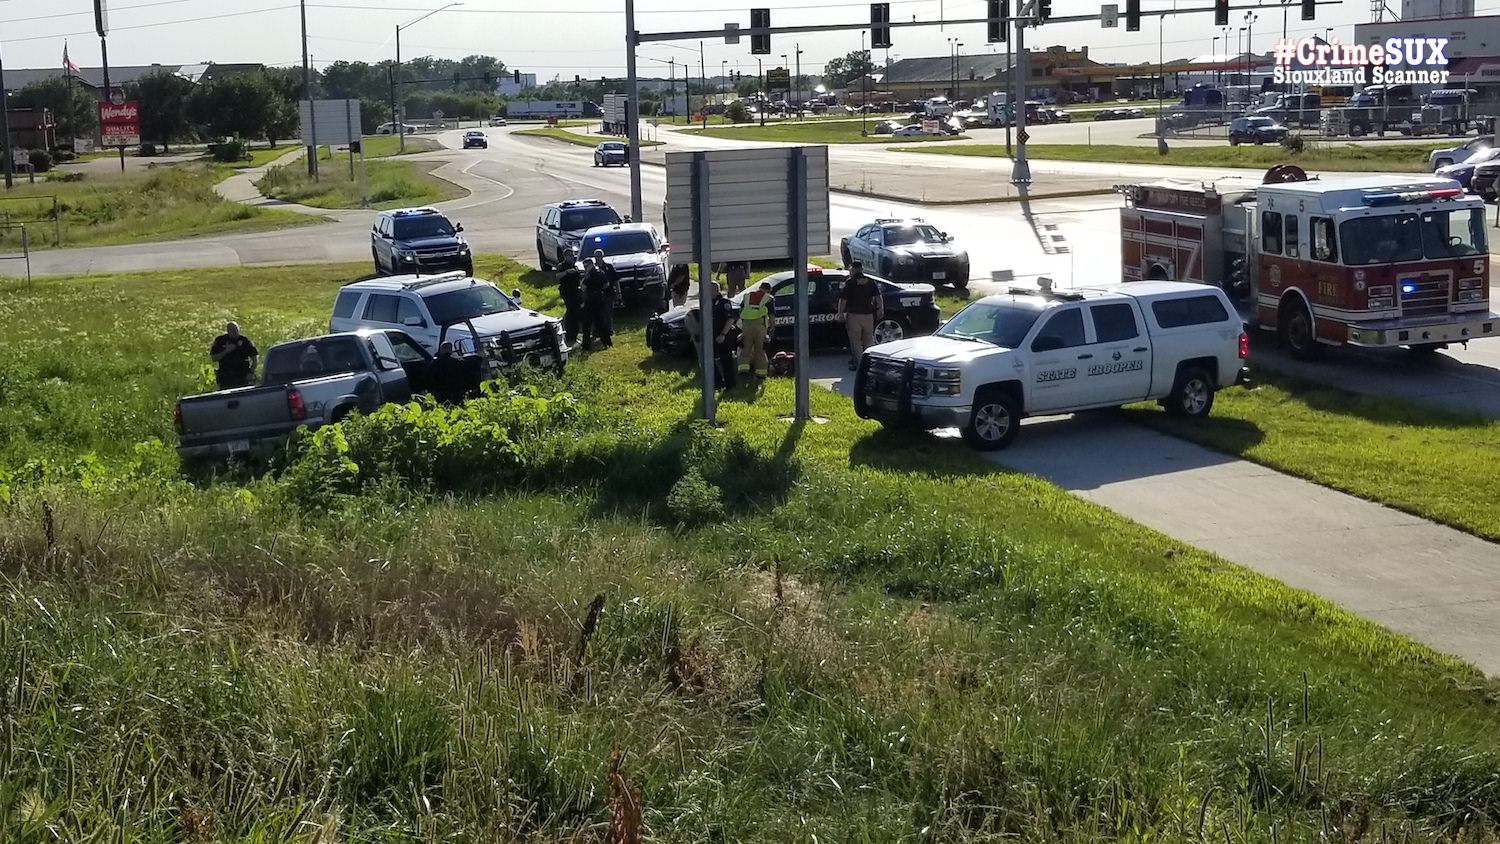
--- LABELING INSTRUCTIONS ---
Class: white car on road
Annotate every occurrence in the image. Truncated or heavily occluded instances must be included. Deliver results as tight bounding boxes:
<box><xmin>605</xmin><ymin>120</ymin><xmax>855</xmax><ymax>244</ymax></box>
<box><xmin>892</xmin><ymin>124</ymin><xmax>943</xmax><ymax>137</ymax></box>
<box><xmin>854</xmin><ymin>281</ymin><xmax>1249</xmax><ymax>449</ymax></box>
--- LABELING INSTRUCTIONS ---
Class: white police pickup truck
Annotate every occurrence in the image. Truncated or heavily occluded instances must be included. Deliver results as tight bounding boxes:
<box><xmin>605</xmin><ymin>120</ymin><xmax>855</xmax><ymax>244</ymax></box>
<box><xmin>854</xmin><ymin>281</ymin><xmax>1250</xmax><ymax>450</ymax></box>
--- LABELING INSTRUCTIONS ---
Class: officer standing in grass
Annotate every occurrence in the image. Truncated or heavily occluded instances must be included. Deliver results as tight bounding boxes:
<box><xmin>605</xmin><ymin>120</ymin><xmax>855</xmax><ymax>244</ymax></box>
<box><xmin>836</xmin><ymin>260</ymin><xmax>883</xmax><ymax>371</ymax></box>
<box><xmin>739</xmin><ymin>279</ymin><xmax>775</xmax><ymax>378</ymax></box>
<box><xmin>582</xmin><ymin>254</ymin><xmax>618</xmax><ymax>350</ymax></box>
<box><xmin>555</xmin><ymin>247</ymin><xmax>585</xmax><ymax>347</ymax></box>
<box><xmin>209</xmin><ymin>321</ymin><xmax>259</xmax><ymax>389</ymax></box>
<box><xmin>428</xmin><ymin>341</ymin><xmax>470</xmax><ymax>406</ymax></box>
<box><xmin>708</xmin><ymin>282</ymin><xmax>739</xmax><ymax>390</ymax></box>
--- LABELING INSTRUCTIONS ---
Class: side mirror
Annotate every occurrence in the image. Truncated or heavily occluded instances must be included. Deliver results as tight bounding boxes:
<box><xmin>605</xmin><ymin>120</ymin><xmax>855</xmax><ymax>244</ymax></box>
<box><xmin>940</xmin><ymin>232</ymin><xmax>950</xmax><ymax>241</ymax></box>
<box><xmin>511</xmin><ymin>288</ymin><xmax>523</xmax><ymax>303</ymax></box>
<box><xmin>454</xmin><ymin>222</ymin><xmax>465</xmax><ymax>233</ymax></box>
<box><xmin>1032</xmin><ymin>336</ymin><xmax>1065</xmax><ymax>353</ymax></box>
<box><xmin>402</xmin><ymin>316</ymin><xmax>425</xmax><ymax>328</ymax></box>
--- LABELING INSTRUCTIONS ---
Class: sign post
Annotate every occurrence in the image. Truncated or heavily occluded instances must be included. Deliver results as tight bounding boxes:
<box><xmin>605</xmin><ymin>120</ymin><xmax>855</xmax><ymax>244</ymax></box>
<box><xmin>98</xmin><ymin>91</ymin><xmax>140</xmax><ymax>173</ymax></box>
<box><xmin>299</xmin><ymin>99</ymin><xmax>363</xmax><ymax>201</ymax></box>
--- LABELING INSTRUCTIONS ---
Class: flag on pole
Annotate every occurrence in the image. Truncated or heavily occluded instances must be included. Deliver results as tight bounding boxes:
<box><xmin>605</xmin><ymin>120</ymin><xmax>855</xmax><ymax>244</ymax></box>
<box><xmin>64</xmin><ymin>42</ymin><xmax>80</xmax><ymax>74</ymax></box>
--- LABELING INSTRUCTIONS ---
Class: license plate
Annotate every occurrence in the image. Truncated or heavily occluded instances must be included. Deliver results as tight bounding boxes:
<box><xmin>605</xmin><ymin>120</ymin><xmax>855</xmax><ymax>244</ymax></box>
<box><xmin>932</xmin><ymin>271</ymin><xmax>946</xmax><ymax>280</ymax></box>
<box><xmin>227</xmin><ymin>439</ymin><xmax>250</xmax><ymax>454</ymax></box>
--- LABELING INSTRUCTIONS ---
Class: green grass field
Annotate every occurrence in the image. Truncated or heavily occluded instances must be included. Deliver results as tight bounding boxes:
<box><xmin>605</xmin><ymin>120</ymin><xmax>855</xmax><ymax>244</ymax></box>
<box><xmin>4</xmin><ymin>257</ymin><xmax>1500</xmax><ymax>840</ymax></box>
<box><xmin>891</xmin><ymin>141</ymin><xmax>1440</xmax><ymax>172</ymax></box>
<box><xmin>684</xmin><ymin>121</ymin><xmax>969</xmax><ymax>144</ymax></box>
<box><xmin>0</xmin><ymin>164</ymin><xmax>320</xmax><ymax>252</ymax></box>
<box><xmin>253</xmin><ymin>159</ymin><xmax>464</xmax><ymax>210</ymax></box>
<box><xmin>513</xmin><ymin>126</ymin><xmax>663</xmax><ymax>147</ymax></box>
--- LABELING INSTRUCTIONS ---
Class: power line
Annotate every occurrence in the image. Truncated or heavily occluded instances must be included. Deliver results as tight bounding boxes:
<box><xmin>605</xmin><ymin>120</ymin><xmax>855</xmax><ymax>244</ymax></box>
<box><xmin>6</xmin><ymin>4</ymin><xmax>298</xmax><ymax>44</ymax></box>
<box><xmin>0</xmin><ymin>0</ymin><xmax>201</xmax><ymax>26</ymax></box>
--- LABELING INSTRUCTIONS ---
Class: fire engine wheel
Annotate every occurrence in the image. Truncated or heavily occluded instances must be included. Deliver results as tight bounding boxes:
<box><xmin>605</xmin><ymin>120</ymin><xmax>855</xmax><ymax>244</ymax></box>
<box><xmin>1165</xmin><ymin>368</ymin><xmax>1215</xmax><ymax>419</ymax></box>
<box><xmin>962</xmin><ymin>388</ymin><xmax>1020</xmax><ymax>451</ymax></box>
<box><xmin>1279</xmin><ymin>299</ymin><xmax>1324</xmax><ymax>360</ymax></box>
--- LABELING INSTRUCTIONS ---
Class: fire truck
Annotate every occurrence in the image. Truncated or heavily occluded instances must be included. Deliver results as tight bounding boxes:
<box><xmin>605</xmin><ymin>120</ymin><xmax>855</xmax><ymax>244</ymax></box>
<box><xmin>1120</xmin><ymin>169</ymin><xmax>1499</xmax><ymax>358</ymax></box>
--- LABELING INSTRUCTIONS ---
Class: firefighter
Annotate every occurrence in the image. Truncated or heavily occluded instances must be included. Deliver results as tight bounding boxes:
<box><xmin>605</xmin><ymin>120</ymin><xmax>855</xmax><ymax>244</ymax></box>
<box><xmin>739</xmin><ymin>279</ymin><xmax>774</xmax><ymax>378</ymax></box>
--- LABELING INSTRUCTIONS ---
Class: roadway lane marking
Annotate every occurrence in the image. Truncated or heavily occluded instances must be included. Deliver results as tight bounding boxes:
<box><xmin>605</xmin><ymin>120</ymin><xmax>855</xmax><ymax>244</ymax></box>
<box><xmin>458</xmin><ymin>160</ymin><xmax>516</xmax><ymax>202</ymax></box>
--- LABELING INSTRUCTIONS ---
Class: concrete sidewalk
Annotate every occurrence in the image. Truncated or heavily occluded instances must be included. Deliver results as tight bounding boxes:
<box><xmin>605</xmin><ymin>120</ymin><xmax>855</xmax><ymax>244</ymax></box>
<box><xmin>808</xmin><ymin>358</ymin><xmax>1500</xmax><ymax>675</ymax></box>
<box><xmin>212</xmin><ymin>148</ymin><xmax>345</xmax><ymax>217</ymax></box>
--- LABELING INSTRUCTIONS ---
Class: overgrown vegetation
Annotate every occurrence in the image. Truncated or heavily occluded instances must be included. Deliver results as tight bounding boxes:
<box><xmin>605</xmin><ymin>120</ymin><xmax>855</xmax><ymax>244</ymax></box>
<box><xmin>254</xmin><ymin>159</ymin><xmax>464</xmax><ymax>209</ymax></box>
<box><xmin>4</xmin><ymin>258</ymin><xmax>1500</xmax><ymax>841</ymax></box>
<box><xmin>0</xmin><ymin>164</ymin><xmax>320</xmax><ymax>251</ymax></box>
<box><xmin>893</xmin><ymin>141</ymin><xmax>1445</xmax><ymax>171</ymax></box>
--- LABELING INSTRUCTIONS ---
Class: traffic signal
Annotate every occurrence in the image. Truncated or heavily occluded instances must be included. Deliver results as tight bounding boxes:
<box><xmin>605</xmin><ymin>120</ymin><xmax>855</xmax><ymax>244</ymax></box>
<box><xmin>1302</xmin><ymin>0</ymin><xmax>1315</xmax><ymax>19</ymax></box>
<box><xmin>1125</xmin><ymin>0</ymin><xmax>1140</xmax><ymax>31</ymax></box>
<box><xmin>453</xmin><ymin>71</ymin><xmax>462</xmax><ymax>85</ymax></box>
<box><xmin>513</xmin><ymin>69</ymin><xmax>521</xmax><ymax>83</ymax></box>
<box><xmin>1037</xmin><ymin>0</ymin><xmax>1051</xmax><ymax>22</ymax></box>
<box><xmin>870</xmin><ymin>2</ymin><xmax>892</xmax><ymax>49</ymax></box>
<box><xmin>987</xmin><ymin>0</ymin><xmax>1008</xmax><ymax>43</ymax></box>
<box><xmin>750</xmin><ymin>8</ymin><xmax>770</xmax><ymax>55</ymax></box>
<box><xmin>1214</xmin><ymin>0</ymin><xmax>1229</xmax><ymax>26</ymax></box>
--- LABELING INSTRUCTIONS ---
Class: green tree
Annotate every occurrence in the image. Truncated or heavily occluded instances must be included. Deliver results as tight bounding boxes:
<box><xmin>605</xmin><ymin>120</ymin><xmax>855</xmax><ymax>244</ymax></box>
<box><xmin>189</xmin><ymin>73</ymin><xmax>277</xmax><ymax>141</ymax></box>
<box><xmin>260</xmin><ymin>67</ymin><xmax>304</xmax><ymax>146</ymax></box>
<box><xmin>11</xmin><ymin>77</ymin><xmax>96</xmax><ymax>142</ymax></box>
<box><xmin>125</xmin><ymin>70</ymin><xmax>195</xmax><ymax>151</ymax></box>
<box><xmin>725</xmin><ymin>100</ymin><xmax>750</xmax><ymax>123</ymax></box>
<box><xmin>821</xmin><ymin>50</ymin><xmax>874</xmax><ymax>90</ymax></box>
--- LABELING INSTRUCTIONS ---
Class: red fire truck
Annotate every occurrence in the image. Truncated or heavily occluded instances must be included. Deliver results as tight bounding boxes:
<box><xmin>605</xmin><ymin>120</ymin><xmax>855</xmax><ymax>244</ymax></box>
<box><xmin>1120</xmin><ymin>171</ymin><xmax>1498</xmax><ymax>358</ymax></box>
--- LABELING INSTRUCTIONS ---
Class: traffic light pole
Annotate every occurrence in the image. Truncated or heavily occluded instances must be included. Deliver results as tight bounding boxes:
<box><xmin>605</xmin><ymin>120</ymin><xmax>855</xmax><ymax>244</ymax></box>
<box><xmin>624</xmin><ymin>0</ymin><xmax>644</xmax><ymax>222</ymax></box>
<box><xmin>1012</xmin><ymin>11</ymin><xmax>1030</xmax><ymax>184</ymax></box>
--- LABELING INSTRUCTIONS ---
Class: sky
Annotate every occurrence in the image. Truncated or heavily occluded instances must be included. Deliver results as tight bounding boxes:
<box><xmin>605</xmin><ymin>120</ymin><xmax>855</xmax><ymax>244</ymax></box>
<box><xmin>0</xmin><ymin>0</ymin><xmax>1380</xmax><ymax>81</ymax></box>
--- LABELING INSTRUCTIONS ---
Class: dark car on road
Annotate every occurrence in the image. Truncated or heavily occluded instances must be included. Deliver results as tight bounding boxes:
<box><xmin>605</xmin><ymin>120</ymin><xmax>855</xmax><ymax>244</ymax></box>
<box><xmin>594</xmin><ymin>141</ymin><xmax>628</xmax><ymax>166</ymax></box>
<box><xmin>534</xmin><ymin>199</ymin><xmax>623</xmax><ymax>269</ymax></box>
<box><xmin>840</xmin><ymin>218</ymin><xmax>970</xmax><ymax>291</ymax></box>
<box><xmin>371</xmin><ymin>207</ymin><xmax>472</xmax><ymax>277</ymax></box>
<box><xmin>462</xmin><ymin>130</ymin><xmax>488</xmax><ymax>149</ymax></box>
<box><xmin>1094</xmin><ymin>107</ymin><xmax>1145</xmax><ymax>121</ymax></box>
<box><xmin>1227</xmin><ymin>116</ymin><xmax>1289</xmax><ymax>145</ymax></box>
<box><xmin>1435</xmin><ymin>147</ymin><xmax>1500</xmax><ymax>191</ymax></box>
<box><xmin>646</xmin><ymin>266</ymin><xmax>940</xmax><ymax>355</ymax></box>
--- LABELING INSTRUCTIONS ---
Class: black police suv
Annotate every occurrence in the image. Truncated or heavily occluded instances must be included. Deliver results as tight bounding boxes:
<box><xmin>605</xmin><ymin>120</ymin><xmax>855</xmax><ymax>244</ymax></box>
<box><xmin>371</xmin><ymin>207</ymin><xmax>472</xmax><ymax>277</ymax></box>
<box><xmin>646</xmin><ymin>266</ymin><xmax>941</xmax><ymax>355</ymax></box>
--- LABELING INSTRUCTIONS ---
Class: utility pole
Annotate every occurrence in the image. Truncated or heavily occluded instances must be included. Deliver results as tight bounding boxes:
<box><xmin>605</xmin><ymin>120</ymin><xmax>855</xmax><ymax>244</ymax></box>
<box><xmin>395</xmin><ymin>25</ymin><xmax>405</xmax><ymax>153</ymax></box>
<box><xmin>301</xmin><ymin>0</ymin><xmax>317</xmax><ymax>177</ymax></box>
<box><xmin>1012</xmin><ymin>6</ymin><xmax>1030</xmax><ymax>184</ymax></box>
<box><xmin>0</xmin><ymin>40</ymin><xmax>13</xmax><ymax>189</ymax></box>
<box><xmin>669</xmin><ymin>58</ymin><xmax>676</xmax><ymax>123</ymax></box>
<box><xmin>758</xmin><ymin>57</ymin><xmax>765</xmax><ymax>126</ymax></box>
<box><xmin>625</xmin><ymin>0</ymin><xmax>643</xmax><ymax>221</ymax></box>
<box><xmin>699</xmin><ymin>42</ymin><xmax>706</xmax><ymax>125</ymax></box>
<box><xmin>795</xmin><ymin>43</ymin><xmax>802</xmax><ymax>115</ymax></box>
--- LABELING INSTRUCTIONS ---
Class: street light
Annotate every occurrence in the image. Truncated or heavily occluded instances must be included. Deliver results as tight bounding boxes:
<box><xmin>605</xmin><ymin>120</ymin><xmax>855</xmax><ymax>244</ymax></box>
<box><xmin>757</xmin><ymin>57</ymin><xmax>765</xmax><ymax>126</ymax></box>
<box><xmin>721</xmin><ymin>59</ymin><xmax>728</xmax><ymax>112</ymax></box>
<box><xmin>1244</xmin><ymin>11</ymin><xmax>1257</xmax><ymax>95</ymax></box>
<box><xmin>948</xmin><ymin>37</ymin><xmax>961</xmax><ymax>100</ymax></box>
<box><xmin>780</xmin><ymin>53</ymin><xmax>788</xmax><ymax>113</ymax></box>
<box><xmin>1212</xmin><ymin>36</ymin><xmax>1220</xmax><ymax>87</ymax></box>
<box><xmin>861</xmin><ymin>30</ymin><xmax>868</xmax><ymax>136</ymax></box>
<box><xmin>394</xmin><ymin>1</ymin><xmax>462</xmax><ymax>154</ymax></box>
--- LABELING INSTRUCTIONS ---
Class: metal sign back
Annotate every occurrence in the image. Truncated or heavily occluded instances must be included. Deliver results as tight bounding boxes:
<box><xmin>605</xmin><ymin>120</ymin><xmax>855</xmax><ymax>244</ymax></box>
<box><xmin>664</xmin><ymin>146</ymin><xmax>831</xmax><ymax>263</ymax></box>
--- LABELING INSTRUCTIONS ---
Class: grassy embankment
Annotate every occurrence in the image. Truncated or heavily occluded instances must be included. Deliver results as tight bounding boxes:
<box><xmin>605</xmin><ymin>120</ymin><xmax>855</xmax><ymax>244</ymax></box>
<box><xmin>3</xmin><ymin>258</ymin><xmax>1500</xmax><ymax>839</ymax></box>
<box><xmin>0</xmin><ymin>165</ymin><xmax>320</xmax><ymax>252</ymax></box>
<box><xmin>891</xmin><ymin>141</ymin><xmax>1444</xmax><ymax>172</ymax></box>
<box><xmin>254</xmin><ymin>157</ymin><xmax>465</xmax><ymax>210</ymax></box>
<box><xmin>513</xmin><ymin>126</ymin><xmax>664</xmax><ymax>147</ymax></box>
<box><xmin>684</xmin><ymin>121</ymin><xmax>969</xmax><ymax>144</ymax></box>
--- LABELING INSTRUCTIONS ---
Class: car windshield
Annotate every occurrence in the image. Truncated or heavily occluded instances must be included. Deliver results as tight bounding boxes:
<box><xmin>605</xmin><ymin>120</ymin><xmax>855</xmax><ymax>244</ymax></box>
<box><xmin>1462</xmin><ymin>148</ymin><xmax>1499</xmax><ymax>165</ymax></box>
<box><xmin>882</xmin><ymin>224</ymin><xmax>946</xmax><ymax>246</ymax></box>
<box><xmin>560</xmin><ymin>207</ymin><xmax>620</xmax><ymax>230</ymax></box>
<box><xmin>393</xmin><ymin>215</ymin><xmax>454</xmax><ymax>239</ymax></box>
<box><xmin>1339</xmin><ymin>209</ymin><xmax>1487</xmax><ymax>263</ymax></box>
<box><xmin>582</xmin><ymin>230</ymin><xmax>656</xmax><ymax>256</ymax></box>
<box><xmin>423</xmin><ymin>285</ymin><xmax>517</xmax><ymax>325</ymax></box>
<box><xmin>466</xmin><ymin>131</ymin><xmax>483</xmax><ymax>137</ymax></box>
<box><xmin>600</xmin><ymin>143</ymin><xmax>625</xmax><ymax>151</ymax></box>
<box><xmin>935</xmin><ymin>299</ymin><xmax>1043</xmax><ymax>348</ymax></box>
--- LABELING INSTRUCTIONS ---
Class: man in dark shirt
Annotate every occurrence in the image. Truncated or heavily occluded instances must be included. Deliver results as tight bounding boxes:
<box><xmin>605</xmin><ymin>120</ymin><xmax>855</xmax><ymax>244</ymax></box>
<box><xmin>555</xmin><ymin>247</ymin><xmax>585</xmax><ymax>347</ymax></box>
<box><xmin>582</xmin><ymin>254</ymin><xmax>618</xmax><ymax>350</ymax></box>
<box><xmin>708</xmin><ymin>282</ymin><xmax>739</xmax><ymax>390</ymax></box>
<box><xmin>209</xmin><ymin>321</ymin><xmax>259</xmax><ymax>389</ymax></box>
<box><xmin>836</xmin><ymin>261</ymin><xmax>883</xmax><ymax>371</ymax></box>
<box><xmin>427</xmin><ymin>341</ymin><xmax>471</xmax><ymax>406</ymax></box>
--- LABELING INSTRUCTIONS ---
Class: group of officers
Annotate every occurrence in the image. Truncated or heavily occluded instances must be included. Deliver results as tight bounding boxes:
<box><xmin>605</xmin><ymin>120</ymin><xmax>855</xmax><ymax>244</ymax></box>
<box><xmin>551</xmin><ymin>248</ymin><xmax>889</xmax><ymax>392</ymax></box>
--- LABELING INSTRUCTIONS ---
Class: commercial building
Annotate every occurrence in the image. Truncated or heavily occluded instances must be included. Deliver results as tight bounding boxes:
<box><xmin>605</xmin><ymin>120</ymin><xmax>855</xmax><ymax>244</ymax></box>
<box><xmin>1354</xmin><ymin>14</ymin><xmax>1500</xmax><ymax>91</ymax></box>
<box><xmin>0</xmin><ymin>62</ymin><xmax>265</xmax><ymax>96</ymax></box>
<box><xmin>879</xmin><ymin>46</ymin><xmax>1111</xmax><ymax>102</ymax></box>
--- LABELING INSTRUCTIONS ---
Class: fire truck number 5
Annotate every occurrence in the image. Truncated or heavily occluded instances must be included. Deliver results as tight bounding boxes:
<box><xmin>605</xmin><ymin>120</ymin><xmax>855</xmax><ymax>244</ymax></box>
<box><xmin>1120</xmin><ymin>170</ymin><xmax>1499</xmax><ymax>359</ymax></box>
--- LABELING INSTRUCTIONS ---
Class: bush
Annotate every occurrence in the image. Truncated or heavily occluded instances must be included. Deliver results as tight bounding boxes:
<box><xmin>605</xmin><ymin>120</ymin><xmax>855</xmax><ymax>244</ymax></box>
<box><xmin>666</xmin><ymin>468</ymin><xmax>725</xmax><ymax>527</ymax></box>
<box><xmin>1280</xmin><ymin>133</ymin><xmax>1306</xmax><ymax>154</ymax></box>
<box><xmin>27</xmin><ymin>149</ymin><xmax>52</xmax><ymax>172</ymax></box>
<box><xmin>49</xmin><ymin>147</ymin><xmax>76</xmax><ymax>163</ymax></box>
<box><xmin>210</xmin><ymin>139</ymin><xmax>249</xmax><ymax>163</ymax></box>
<box><xmin>726</xmin><ymin>100</ymin><xmax>751</xmax><ymax>124</ymax></box>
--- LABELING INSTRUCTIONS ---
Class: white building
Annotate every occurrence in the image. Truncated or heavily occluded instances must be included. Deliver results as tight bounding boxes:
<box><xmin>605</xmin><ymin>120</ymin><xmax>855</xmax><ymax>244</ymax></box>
<box><xmin>1401</xmin><ymin>0</ymin><xmax>1474</xmax><ymax>19</ymax></box>
<box><xmin>496</xmin><ymin>72</ymin><xmax>539</xmax><ymax>96</ymax></box>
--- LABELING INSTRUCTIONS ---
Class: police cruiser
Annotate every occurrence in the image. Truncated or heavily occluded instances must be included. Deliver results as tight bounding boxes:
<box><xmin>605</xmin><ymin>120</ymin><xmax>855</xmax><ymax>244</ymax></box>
<box><xmin>854</xmin><ymin>280</ymin><xmax>1249</xmax><ymax>450</ymax></box>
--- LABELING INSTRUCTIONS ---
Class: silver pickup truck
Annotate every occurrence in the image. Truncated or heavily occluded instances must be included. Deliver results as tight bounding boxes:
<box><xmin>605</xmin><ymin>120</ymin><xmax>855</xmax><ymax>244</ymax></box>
<box><xmin>174</xmin><ymin>329</ymin><xmax>475</xmax><ymax>462</ymax></box>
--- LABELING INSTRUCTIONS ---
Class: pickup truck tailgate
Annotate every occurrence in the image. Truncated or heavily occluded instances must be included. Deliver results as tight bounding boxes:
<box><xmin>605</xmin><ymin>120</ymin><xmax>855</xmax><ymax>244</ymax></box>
<box><xmin>176</xmin><ymin>385</ymin><xmax>294</xmax><ymax>445</ymax></box>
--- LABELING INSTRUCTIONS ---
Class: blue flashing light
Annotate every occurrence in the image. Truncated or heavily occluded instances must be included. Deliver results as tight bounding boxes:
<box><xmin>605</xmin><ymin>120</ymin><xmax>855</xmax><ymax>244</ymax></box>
<box><xmin>1400</xmin><ymin>281</ymin><xmax>1419</xmax><ymax>296</ymax></box>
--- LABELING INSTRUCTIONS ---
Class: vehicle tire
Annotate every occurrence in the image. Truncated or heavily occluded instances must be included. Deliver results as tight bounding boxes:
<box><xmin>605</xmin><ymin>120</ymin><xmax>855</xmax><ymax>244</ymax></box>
<box><xmin>1229</xmin><ymin>135</ymin><xmax>1240</xmax><ymax>146</ymax></box>
<box><xmin>372</xmin><ymin>248</ymin><xmax>387</xmax><ymax>276</ymax></box>
<box><xmin>872</xmin><ymin>315</ymin><xmax>908</xmax><ymax>345</ymax></box>
<box><xmin>1278</xmin><ymin>297</ymin><xmax>1323</xmax><ymax>360</ymax></box>
<box><xmin>537</xmin><ymin>242</ymin><xmax>552</xmax><ymax>271</ymax></box>
<box><xmin>1254</xmin><ymin>137</ymin><xmax>1265</xmax><ymax>145</ymax></box>
<box><xmin>881</xmin><ymin>259</ymin><xmax>895</xmax><ymax>279</ymax></box>
<box><xmin>1164</xmin><ymin>368</ymin><xmax>1215</xmax><ymax>418</ymax></box>
<box><xmin>841</xmin><ymin>245</ymin><xmax>852</xmax><ymax>268</ymax></box>
<box><xmin>962</xmin><ymin>387</ymin><xmax>1020</xmax><ymax>451</ymax></box>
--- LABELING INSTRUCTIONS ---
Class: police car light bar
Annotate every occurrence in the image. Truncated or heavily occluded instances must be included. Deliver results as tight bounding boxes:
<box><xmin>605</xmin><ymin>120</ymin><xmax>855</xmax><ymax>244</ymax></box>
<box><xmin>1363</xmin><ymin>188</ymin><xmax>1463</xmax><ymax>206</ymax></box>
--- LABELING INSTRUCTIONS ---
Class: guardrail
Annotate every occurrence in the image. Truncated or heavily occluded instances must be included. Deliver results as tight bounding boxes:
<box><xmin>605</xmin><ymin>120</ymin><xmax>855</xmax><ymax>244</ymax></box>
<box><xmin>0</xmin><ymin>195</ymin><xmax>61</xmax><ymax>248</ymax></box>
<box><xmin>0</xmin><ymin>223</ymin><xmax>34</xmax><ymax>289</ymax></box>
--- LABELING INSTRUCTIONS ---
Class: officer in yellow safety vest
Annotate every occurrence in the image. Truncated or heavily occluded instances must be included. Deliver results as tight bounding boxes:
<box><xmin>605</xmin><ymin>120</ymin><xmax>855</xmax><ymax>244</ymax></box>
<box><xmin>739</xmin><ymin>280</ymin><xmax>775</xmax><ymax>378</ymax></box>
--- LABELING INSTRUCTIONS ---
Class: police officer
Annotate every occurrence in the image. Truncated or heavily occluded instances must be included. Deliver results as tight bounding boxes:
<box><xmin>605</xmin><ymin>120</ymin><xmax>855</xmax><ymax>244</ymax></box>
<box><xmin>836</xmin><ymin>260</ymin><xmax>883</xmax><ymax>371</ymax></box>
<box><xmin>582</xmin><ymin>254</ymin><xmax>618</xmax><ymax>350</ymax></box>
<box><xmin>428</xmin><ymin>341</ymin><xmax>470</xmax><ymax>406</ymax></box>
<box><xmin>739</xmin><ymin>279</ymin><xmax>774</xmax><ymax>378</ymax></box>
<box><xmin>555</xmin><ymin>247</ymin><xmax>585</xmax><ymax>347</ymax></box>
<box><xmin>209</xmin><ymin>321</ymin><xmax>259</xmax><ymax>389</ymax></box>
<box><xmin>708</xmin><ymin>282</ymin><xmax>738</xmax><ymax>390</ymax></box>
